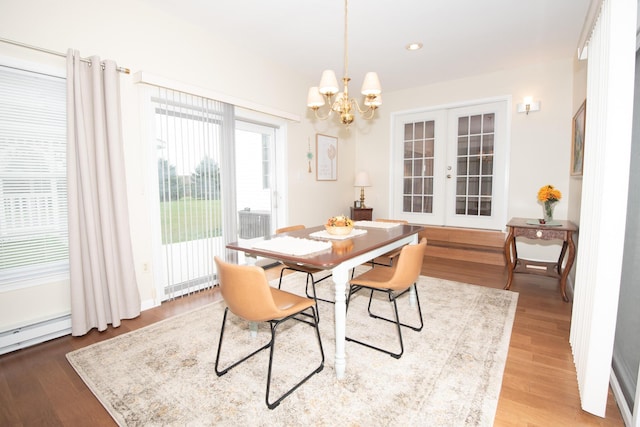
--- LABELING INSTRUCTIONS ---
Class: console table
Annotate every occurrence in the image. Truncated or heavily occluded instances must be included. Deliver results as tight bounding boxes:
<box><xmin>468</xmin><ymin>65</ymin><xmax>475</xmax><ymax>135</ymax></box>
<box><xmin>503</xmin><ymin>217</ymin><xmax>578</xmax><ymax>302</ymax></box>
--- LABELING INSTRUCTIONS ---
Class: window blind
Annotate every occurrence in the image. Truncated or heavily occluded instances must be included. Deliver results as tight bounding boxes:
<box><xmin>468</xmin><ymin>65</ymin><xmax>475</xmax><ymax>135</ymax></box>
<box><xmin>151</xmin><ymin>87</ymin><xmax>231</xmax><ymax>299</ymax></box>
<box><xmin>0</xmin><ymin>65</ymin><xmax>68</xmax><ymax>288</ymax></box>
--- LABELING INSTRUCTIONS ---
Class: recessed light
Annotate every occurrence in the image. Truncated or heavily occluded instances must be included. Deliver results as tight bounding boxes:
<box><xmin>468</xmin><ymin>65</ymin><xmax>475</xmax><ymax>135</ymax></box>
<box><xmin>406</xmin><ymin>42</ymin><xmax>423</xmax><ymax>51</ymax></box>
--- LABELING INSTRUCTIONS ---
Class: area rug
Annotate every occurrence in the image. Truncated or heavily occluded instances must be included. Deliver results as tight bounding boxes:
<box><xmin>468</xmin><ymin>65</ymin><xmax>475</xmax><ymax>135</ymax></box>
<box><xmin>66</xmin><ymin>269</ymin><xmax>518</xmax><ymax>426</ymax></box>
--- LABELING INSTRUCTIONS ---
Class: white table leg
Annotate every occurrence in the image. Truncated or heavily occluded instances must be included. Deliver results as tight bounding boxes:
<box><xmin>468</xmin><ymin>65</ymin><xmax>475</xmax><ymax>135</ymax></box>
<box><xmin>332</xmin><ymin>265</ymin><xmax>348</xmax><ymax>380</ymax></box>
<box><xmin>249</xmin><ymin>321</ymin><xmax>258</xmax><ymax>337</ymax></box>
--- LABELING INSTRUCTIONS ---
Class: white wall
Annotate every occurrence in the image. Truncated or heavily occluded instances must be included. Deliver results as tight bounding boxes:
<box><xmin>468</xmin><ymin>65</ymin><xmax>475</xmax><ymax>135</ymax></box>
<box><xmin>0</xmin><ymin>0</ymin><xmax>577</xmax><ymax>330</ymax></box>
<box><xmin>0</xmin><ymin>0</ymin><xmax>357</xmax><ymax>330</ymax></box>
<box><xmin>359</xmin><ymin>58</ymin><xmax>575</xmax><ymax>261</ymax></box>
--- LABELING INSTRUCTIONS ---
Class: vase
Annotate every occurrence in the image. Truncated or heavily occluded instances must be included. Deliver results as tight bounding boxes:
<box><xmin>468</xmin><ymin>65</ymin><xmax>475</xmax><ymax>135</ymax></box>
<box><xmin>543</xmin><ymin>201</ymin><xmax>557</xmax><ymax>223</ymax></box>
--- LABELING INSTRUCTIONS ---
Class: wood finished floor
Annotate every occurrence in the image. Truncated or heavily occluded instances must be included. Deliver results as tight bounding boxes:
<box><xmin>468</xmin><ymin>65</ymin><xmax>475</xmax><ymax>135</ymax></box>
<box><xmin>0</xmin><ymin>258</ymin><xmax>625</xmax><ymax>426</ymax></box>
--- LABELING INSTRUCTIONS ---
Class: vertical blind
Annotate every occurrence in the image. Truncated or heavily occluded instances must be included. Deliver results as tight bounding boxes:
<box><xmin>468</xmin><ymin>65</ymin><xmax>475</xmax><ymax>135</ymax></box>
<box><xmin>569</xmin><ymin>0</ymin><xmax>637</xmax><ymax>417</ymax></box>
<box><xmin>151</xmin><ymin>87</ymin><xmax>232</xmax><ymax>299</ymax></box>
<box><xmin>0</xmin><ymin>65</ymin><xmax>68</xmax><ymax>287</ymax></box>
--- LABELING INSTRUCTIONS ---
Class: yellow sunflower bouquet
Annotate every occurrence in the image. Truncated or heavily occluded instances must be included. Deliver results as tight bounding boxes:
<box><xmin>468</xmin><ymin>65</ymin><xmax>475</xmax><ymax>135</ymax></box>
<box><xmin>537</xmin><ymin>185</ymin><xmax>562</xmax><ymax>222</ymax></box>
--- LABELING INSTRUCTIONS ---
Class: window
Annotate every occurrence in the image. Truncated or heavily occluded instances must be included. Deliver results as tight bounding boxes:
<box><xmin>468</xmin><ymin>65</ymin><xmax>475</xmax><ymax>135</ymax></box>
<box><xmin>0</xmin><ymin>65</ymin><xmax>68</xmax><ymax>288</ymax></box>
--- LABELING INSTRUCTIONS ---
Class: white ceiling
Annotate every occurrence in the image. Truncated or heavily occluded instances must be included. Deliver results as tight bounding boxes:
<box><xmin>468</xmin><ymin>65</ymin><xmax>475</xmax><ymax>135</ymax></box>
<box><xmin>145</xmin><ymin>0</ymin><xmax>591</xmax><ymax>93</ymax></box>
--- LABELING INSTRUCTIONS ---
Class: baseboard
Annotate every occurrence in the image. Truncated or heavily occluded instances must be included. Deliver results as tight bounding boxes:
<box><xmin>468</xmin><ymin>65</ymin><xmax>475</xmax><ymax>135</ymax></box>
<box><xmin>0</xmin><ymin>314</ymin><xmax>72</xmax><ymax>356</ymax></box>
<box><xmin>1</xmin><ymin>300</ymin><xmax>160</xmax><ymax>356</ymax></box>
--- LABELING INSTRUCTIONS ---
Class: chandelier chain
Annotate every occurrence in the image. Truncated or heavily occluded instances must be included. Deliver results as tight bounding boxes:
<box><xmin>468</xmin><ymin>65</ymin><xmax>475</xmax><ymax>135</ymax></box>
<box><xmin>344</xmin><ymin>0</ymin><xmax>349</xmax><ymax>79</ymax></box>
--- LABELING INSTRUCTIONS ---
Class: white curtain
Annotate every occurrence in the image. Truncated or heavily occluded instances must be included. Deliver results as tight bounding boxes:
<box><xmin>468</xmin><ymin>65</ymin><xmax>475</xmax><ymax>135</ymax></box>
<box><xmin>66</xmin><ymin>50</ymin><xmax>140</xmax><ymax>336</ymax></box>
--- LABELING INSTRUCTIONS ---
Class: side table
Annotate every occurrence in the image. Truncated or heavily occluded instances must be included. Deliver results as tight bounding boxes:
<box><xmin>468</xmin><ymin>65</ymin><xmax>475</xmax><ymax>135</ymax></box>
<box><xmin>503</xmin><ymin>217</ymin><xmax>578</xmax><ymax>302</ymax></box>
<box><xmin>350</xmin><ymin>207</ymin><xmax>373</xmax><ymax>221</ymax></box>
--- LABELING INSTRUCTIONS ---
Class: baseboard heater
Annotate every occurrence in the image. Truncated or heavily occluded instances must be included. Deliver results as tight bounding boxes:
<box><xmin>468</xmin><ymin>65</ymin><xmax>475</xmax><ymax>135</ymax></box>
<box><xmin>0</xmin><ymin>314</ymin><xmax>71</xmax><ymax>356</ymax></box>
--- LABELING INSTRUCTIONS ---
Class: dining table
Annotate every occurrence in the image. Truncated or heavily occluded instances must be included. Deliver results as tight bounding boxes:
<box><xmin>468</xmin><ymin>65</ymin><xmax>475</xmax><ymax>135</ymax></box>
<box><xmin>226</xmin><ymin>221</ymin><xmax>425</xmax><ymax>379</ymax></box>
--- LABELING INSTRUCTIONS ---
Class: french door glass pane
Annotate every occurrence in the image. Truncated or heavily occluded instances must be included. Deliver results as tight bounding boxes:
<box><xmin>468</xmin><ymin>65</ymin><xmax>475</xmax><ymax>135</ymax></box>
<box><xmin>402</xmin><ymin>120</ymin><xmax>435</xmax><ymax>213</ymax></box>
<box><xmin>456</xmin><ymin>113</ymin><xmax>495</xmax><ymax>217</ymax></box>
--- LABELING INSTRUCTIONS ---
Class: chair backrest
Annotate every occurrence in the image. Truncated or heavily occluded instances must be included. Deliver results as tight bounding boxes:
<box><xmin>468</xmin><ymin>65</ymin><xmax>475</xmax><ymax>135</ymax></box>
<box><xmin>387</xmin><ymin>237</ymin><xmax>427</xmax><ymax>290</ymax></box>
<box><xmin>275</xmin><ymin>224</ymin><xmax>305</xmax><ymax>234</ymax></box>
<box><xmin>214</xmin><ymin>256</ymin><xmax>280</xmax><ymax>322</ymax></box>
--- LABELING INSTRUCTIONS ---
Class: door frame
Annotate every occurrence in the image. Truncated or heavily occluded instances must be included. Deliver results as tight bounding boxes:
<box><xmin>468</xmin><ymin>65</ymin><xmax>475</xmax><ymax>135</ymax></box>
<box><xmin>389</xmin><ymin>96</ymin><xmax>512</xmax><ymax>230</ymax></box>
<box><xmin>234</xmin><ymin>107</ymin><xmax>287</xmax><ymax>234</ymax></box>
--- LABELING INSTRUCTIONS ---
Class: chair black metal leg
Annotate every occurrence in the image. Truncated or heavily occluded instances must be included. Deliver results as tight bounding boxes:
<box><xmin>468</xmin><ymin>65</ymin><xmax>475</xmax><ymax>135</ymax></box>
<box><xmin>345</xmin><ymin>284</ymin><xmax>424</xmax><ymax>359</ymax></box>
<box><xmin>304</xmin><ymin>272</ymin><xmax>334</xmax><ymax>304</ymax></box>
<box><xmin>265</xmin><ymin>306</ymin><xmax>325</xmax><ymax>409</ymax></box>
<box><xmin>346</xmin><ymin>288</ymin><xmax>404</xmax><ymax>358</ymax></box>
<box><xmin>214</xmin><ymin>308</ymin><xmax>271</xmax><ymax>376</ymax></box>
<box><xmin>304</xmin><ymin>273</ymin><xmax>321</xmax><ymax>323</ymax></box>
<box><xmin>367</xmin><ymin>284</ymin><xmax>424</xmax><ymax>332</ymax></box>
<box><xmin>277</xmin><ymin>266</ymin><xmax>290</xmax><ymax>289</ymax></box>
<box><xmin>216</xmin><ymin>306</ymin><xmax>325</xmax><ymax>409</ymax></box>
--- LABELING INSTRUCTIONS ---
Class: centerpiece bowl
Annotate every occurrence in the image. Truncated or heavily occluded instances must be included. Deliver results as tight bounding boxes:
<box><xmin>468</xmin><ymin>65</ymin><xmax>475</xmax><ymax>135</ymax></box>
<box><xmin>325</xmin><ymin>215</ymin><xmax>354</xmax><ymax>236</ymax></box>
<box><xmin>325</xmin><ymin>224</ymin><xmax>354</xmax><ymax>235</ymax></box>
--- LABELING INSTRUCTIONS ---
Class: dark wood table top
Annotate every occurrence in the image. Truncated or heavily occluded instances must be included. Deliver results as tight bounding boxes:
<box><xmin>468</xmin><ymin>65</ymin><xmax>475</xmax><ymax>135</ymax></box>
<box><xmin>227</xmin><ymin>224</ymin><xmax>425</xmax><ymax>269</ymax></box>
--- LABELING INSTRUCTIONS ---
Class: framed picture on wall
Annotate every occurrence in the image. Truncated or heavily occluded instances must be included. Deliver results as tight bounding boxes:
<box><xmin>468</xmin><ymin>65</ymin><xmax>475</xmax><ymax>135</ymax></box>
<box><xmin>571</xmin><ymin>100</ymin><xmax>586</xmax><ymax>176</ymax></box>
<box><xmin>316</xmin><ymin>134</ymin><xmax>338</xmax><ymax>181</ymax></box>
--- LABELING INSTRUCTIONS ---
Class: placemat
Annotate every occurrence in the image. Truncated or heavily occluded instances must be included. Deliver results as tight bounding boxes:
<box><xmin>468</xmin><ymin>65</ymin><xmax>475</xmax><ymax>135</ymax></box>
<box><xmin>252</xmin><ymin>236</ymin><xmax>332</xmax><ymax>256</ymax></box>
<box><xmin>353</xmin><ymin>221</ymin><xmax>402</xmax><ymax>229</ymax></box>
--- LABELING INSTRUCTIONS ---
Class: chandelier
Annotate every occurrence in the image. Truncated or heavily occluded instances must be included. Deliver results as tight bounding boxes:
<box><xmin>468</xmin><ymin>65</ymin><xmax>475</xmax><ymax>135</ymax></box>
<box><xmin>306</xmin><ymin>0</ymin><xmax>382</xmax><ymax>126</ymax></box>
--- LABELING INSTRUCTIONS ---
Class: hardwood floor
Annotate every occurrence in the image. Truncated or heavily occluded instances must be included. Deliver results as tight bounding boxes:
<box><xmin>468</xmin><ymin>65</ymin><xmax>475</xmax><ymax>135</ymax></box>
<box><xmin>0</xmin><ymin>258</ymin><xmax>625</xmax><ymax>426</ymax></box>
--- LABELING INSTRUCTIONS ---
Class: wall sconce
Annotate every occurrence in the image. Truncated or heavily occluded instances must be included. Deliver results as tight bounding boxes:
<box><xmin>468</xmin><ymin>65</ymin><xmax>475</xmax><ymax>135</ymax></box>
<box><xmin>517</xmin><ymin>96</ymin><xmax>541</xmax><ymax>115</ymax></box>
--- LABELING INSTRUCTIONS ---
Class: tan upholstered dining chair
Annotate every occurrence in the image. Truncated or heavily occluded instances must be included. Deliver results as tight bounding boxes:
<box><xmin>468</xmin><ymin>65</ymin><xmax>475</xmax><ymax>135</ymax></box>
<box><xmin>345</xmin><ymin>237</ymin><xmax>427</xmax><ymax>359</ymax></box>
<box><xmin>275</xmin><ymin>225</ymin><xmax>333</xmax><ymax>320</ymax></box>
<box><xmin>213</xmin><ymin>256</ymin><xmax>325</xmax><ymax>409</ymax></box>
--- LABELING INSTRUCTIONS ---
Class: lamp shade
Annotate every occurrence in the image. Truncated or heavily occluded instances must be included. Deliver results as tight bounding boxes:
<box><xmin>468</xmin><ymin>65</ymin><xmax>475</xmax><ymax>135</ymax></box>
<box><xmin>307</xmin><ymin>87</ymin><xmax>325</xmax><ymax>108</ymax></box>
<box><xmin>361</xmin><ymin>72</ymin><xmax>382</xmax><ymax>96</ymax></box>
<box><xmin>318</xmin><ymin>70</ymin><xmax>339</xmax><ymax>95</ymax></box>
<box><xmin>364</xmin><ymin>94</ymin><xmax>382</xmax><ymax>107</ymax></box>
<box><xmin>354</xmin><ymin>171</ymin><xmax>371</xmax><ymax>187</ymax></box>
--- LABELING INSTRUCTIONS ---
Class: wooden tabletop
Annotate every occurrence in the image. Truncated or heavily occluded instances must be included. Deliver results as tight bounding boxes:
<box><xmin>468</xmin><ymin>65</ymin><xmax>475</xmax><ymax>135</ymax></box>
<box><xmin>506</xmin><ymin>217</ymin><xmax>578</xmax><ymax>231</ymax></box>
<box><xmin>227</xmin><ymin>224</ymin><xmax>425</xmax><ymax>269</ymax></box>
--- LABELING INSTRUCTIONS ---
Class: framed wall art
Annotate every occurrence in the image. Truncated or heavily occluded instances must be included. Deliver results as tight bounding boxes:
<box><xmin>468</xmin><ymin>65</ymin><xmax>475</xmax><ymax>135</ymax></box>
<box><xmin>571</xmin><ymin>100</ymin><xmax>586</xmax><ymax>176</ymax></box>
<box><xmin>316</xmin><ymin>134</ymin><xmax>338</xmax><ymax>181</ymax></box>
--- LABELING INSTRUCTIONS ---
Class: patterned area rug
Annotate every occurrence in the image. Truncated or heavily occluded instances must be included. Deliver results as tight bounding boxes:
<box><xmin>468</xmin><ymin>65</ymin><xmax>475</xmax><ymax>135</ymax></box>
<box><xmin>66</xmin><ymin>269</ymin><xmax>518</xmax><ymax>426</ymax></box>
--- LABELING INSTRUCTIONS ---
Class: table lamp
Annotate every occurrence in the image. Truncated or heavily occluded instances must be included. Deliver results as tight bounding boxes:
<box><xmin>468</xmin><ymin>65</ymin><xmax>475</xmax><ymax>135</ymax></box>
<box><xmin>354</xmin><ymin>171</ymin><xmax>372</xmax><ymax>208</ymax></box>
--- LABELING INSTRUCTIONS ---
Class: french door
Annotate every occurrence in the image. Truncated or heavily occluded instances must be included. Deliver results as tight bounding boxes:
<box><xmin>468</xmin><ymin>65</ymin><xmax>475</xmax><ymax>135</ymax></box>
<box><xmin>392</xmin><ymin>100</ymin><xmax>508</xmax><ymax>230</ymax></box>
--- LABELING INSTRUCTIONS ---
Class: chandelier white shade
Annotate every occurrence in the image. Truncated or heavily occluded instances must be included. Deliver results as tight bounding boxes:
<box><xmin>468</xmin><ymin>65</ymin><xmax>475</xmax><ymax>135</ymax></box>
<box><xmin>306</xmin><ymin>0</ymin><xmax>382</xmax><ymax>126</ymax></box>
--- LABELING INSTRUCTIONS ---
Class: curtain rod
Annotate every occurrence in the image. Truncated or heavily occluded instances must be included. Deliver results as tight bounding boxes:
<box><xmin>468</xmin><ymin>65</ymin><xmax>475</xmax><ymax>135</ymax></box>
<box><xmin>0</xmin><ymin>37</ymin><xmax>131</xmax><ymax>74</ymax></box>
